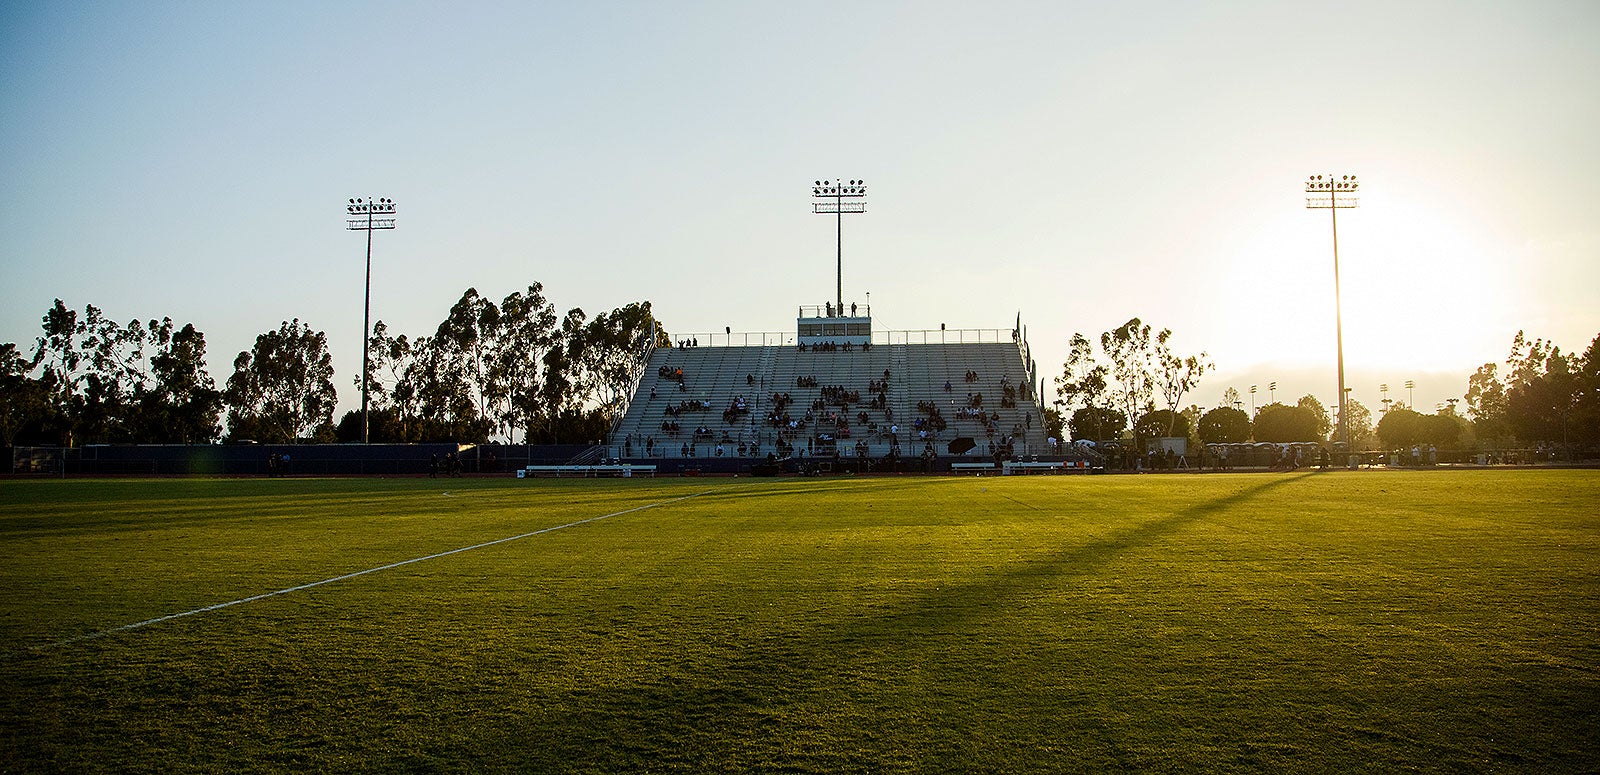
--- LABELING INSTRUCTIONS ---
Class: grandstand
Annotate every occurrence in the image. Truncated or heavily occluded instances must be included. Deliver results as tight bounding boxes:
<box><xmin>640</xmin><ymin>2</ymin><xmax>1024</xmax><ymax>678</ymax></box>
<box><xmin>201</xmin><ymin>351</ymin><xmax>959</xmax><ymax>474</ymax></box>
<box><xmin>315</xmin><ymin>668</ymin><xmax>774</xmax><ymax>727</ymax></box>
<box><xmin>607</xmin><ymin>304</ymin><xmax>1063</xmax><ymax>471</ymax></box>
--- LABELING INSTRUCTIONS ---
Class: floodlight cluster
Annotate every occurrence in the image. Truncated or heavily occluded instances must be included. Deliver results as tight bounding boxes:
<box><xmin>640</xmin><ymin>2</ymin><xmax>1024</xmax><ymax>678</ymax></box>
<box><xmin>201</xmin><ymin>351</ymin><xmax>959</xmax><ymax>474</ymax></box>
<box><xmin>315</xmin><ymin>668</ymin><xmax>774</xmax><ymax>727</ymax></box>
<box><xmin>346</xmin><ymin>197</ymin><xmax>397</xmax><ymax>214</ymax></box>
<box><xmin>812</xmin><ymin>179</ymin><xmax>866</xmax><ymax>197</ymax></box>
<box><xmin>1305</xmin><ymin>174</ymin><xmax>1358</xmax><ymax>192</ymax></box>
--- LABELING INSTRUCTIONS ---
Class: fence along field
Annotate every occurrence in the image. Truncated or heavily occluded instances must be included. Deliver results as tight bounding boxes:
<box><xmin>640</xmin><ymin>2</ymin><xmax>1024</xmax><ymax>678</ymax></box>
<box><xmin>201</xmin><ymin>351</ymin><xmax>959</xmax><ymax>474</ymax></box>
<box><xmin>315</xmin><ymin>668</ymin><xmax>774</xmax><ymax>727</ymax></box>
<box><xmin>1</xmin><ymin>471</ymin><xmax>1595</xmax><ymax>772</ymax></box>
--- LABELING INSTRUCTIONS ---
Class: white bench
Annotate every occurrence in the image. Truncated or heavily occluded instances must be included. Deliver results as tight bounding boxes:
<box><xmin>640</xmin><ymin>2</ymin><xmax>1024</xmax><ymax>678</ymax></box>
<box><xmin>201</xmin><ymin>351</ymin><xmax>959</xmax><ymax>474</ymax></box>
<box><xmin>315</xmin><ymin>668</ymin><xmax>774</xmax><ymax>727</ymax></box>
<box><xmin>1002</xmin><ymin>461</ymin><xmax>1069</xmax><ymax>475</ymax></box>
<box><xmin>950</xmin><ymin>462</ymin><xmax>997</xmax><ymax>473</ymax></box>
<box><xmin>521</xmin><ymin>464</ymin><xmax>658</xmax><ymax>478</ymax></box>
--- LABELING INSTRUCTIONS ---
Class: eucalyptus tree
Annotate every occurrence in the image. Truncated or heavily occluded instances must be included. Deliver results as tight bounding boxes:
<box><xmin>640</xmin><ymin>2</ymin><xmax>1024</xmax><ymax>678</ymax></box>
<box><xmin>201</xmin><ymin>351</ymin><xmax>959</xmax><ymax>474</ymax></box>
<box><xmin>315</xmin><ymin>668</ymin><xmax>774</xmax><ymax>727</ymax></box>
<box><xmin>142</xmin><ymin>322</ymin><xmax>222</xmax><ymax>443</ymax></box>
<box><xmin>1100</xmin><ymin>318</ymin><xmax>1158</xmax><ymax>441</ymax></box>
<box><xmin>223</xmin><ymin>319</ymin><xmax>337</xmax><ymax>443</ymax></box>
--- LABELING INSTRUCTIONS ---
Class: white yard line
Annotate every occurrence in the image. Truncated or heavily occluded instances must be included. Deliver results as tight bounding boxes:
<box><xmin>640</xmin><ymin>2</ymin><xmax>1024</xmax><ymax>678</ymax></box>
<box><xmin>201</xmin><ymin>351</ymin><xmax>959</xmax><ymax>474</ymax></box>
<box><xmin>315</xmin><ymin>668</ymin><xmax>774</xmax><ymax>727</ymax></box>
<box><xmin>42</xmin><ymin>489</ymin><xmax>711</xmax><ymax>649</ymax></box>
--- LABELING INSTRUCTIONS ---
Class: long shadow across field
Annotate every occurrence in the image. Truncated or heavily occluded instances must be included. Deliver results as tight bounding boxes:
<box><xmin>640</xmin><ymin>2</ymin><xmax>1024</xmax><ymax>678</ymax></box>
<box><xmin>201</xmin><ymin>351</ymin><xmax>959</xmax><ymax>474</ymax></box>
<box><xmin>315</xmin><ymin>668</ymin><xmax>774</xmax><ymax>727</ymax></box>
<box><xmin>511</xmin><ymin>473</ymin><xmax>1317</xmax><ymax>770</ymax></box>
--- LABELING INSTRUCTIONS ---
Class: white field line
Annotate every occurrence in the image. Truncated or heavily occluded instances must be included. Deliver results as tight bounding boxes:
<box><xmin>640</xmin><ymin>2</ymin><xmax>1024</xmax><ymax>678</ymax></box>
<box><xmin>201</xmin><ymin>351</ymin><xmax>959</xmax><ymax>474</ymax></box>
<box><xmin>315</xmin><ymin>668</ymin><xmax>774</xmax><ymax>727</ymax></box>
<box><xmin>42</xmin><ymin>490</ymin><xmax>712</xmax><ymax>650</ymax></box>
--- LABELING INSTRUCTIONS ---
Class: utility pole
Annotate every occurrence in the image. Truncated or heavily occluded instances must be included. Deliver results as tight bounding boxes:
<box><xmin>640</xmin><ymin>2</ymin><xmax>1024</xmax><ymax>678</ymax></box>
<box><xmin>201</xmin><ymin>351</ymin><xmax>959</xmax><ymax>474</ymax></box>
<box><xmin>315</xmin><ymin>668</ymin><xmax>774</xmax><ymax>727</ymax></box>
<box><xmin>1305</xmin><ymin>174</ymin><xmax>1359</xmax><ymax>449</ymax></box>
<box><xmin>346</xmin><ymin>196</ymin><xmax>397</xmax><ymax>444</ymax></box>
<box><xmin>812</xmin><ymin>179</ymin><xmax>866</xmax><ymax>313</ymax></box>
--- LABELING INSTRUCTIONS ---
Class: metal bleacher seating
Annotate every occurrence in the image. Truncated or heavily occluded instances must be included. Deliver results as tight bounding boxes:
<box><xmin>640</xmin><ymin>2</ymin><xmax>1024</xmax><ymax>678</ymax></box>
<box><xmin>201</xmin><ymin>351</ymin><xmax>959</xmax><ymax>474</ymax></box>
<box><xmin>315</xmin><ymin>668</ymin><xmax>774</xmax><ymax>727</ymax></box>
<box><xmin>609</xmin><ymin>340</ymin><xmax>1051</xmax><ymax>460</ymax></box>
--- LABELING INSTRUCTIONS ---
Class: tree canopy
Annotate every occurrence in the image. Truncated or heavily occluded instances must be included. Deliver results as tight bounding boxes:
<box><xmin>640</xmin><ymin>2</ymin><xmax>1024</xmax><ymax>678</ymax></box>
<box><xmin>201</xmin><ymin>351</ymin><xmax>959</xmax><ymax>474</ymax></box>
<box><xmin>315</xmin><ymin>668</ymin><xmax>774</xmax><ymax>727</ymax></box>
<box><xmin>1251</xmin><ymin>402</ymin><xmax>1321</xmax><ymax>443</ymax></box>
<box><xmin>1197</xmin><ymin>406</ymin><xmax>1250</xmax><ymax>443</ymax></box>
<box><xmin>223</xmin><ymin>319</ymin><xmax>337</xmax><ymax>443</ymax></box>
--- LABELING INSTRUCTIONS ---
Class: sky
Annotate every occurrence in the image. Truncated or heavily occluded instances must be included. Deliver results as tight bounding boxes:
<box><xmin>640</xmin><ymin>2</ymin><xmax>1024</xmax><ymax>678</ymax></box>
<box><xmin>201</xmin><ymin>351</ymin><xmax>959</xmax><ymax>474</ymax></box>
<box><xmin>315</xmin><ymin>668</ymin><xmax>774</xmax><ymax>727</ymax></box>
<box><xmin>3</xmin><ymin>1</ymin><xmax>1597</xmax><ymax>422</ymax></box>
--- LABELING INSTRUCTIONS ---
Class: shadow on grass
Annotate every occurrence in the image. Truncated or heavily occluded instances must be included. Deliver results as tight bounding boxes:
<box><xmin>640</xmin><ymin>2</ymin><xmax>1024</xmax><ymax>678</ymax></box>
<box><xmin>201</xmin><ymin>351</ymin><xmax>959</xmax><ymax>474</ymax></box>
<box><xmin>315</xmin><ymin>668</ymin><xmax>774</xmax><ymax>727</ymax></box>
<box><xmin>502</xmin><ymin>472</ymin><xmax>1319</xmax><ymax>771</ymax></box>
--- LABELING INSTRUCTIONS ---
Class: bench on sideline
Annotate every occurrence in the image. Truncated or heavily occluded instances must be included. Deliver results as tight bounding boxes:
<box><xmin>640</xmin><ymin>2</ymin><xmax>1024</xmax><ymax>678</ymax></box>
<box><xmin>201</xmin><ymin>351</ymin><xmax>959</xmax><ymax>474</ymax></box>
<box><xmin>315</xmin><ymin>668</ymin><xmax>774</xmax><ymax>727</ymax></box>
<box><xmin>521</xmin><ymin>464</ymin><xmax>657</xmax><ymax>478</ymax></box>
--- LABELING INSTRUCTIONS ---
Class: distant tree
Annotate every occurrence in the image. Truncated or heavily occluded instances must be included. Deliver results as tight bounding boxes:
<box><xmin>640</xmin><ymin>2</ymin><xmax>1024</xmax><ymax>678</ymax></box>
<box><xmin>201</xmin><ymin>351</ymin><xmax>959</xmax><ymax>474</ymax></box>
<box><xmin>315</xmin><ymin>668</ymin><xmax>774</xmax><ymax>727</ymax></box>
<box><xmin>1054</xmin><ymin>333</ymin><xmax>1111</xmax><ymax>418</ymax></box>
<box><xmin>1069</xmin><ymin>405</ymin><xmax>1126</xmax><ymax>442</ymax></box>
<box><xmin>1464</xmin><ymin>361</ymin><xmax>1514</xmax><ymax>446</ymax></box>
<box><xmin>223</xmin><ymin>319</ymin><xmax>337</xmax><ymax>443</ymax></box>
<box><xmin>1419</xmin><ymin>412</ymin><xmax>1467</xmax><ymax>448</ymax></box>
<box><xmin>577</xmin><ymin>301</ymin><xmax>669</xmax><ymax>428</ymax></box>
<box><xmin>1101</xmin><ymin>318</ymin><xmax>1157</xmax><ymax>439</ymax></box>
<box><xmin>1197</xmin><ymin>406</ymin><xmax>1250</xmax><ymax>443</ymax></box>
<box><xmin>529</xmin><ymin>308</ymin><xmax>589</xmax><ymax>443</ymax></box>
<box><xmin>426</xmin><ymin>288</ymin><xmax>499</xmax><ymax>438</ymax></box>
<box><xmin>1344</xmin><ymin>399</ymin><xmax>1375</xmax><ymax>450</ymax></box>
<box><xmin>1153</xmin><ymin>331</ymin><xmax>1210</xmax><ymax>438</ymax></box>
<box><xmin>1465</xmin><ymin>362</ymin><xmax>1508</xmax><ymax>422</ymax></box>
<box><xmin>360</xmin><ymin>321</ymin><xmax>420</xmax><ymax>440</ymax></box>
<box><xmin>487</xmin><ymin>284</ymin><xmax>559</xmax><ymax>443</ymax></box>
<box><xmin>1297</xmin><ymin>394</ymin><xmax>1333</xmax><ymax>440</ymax></box>
<box><xmin>71</xmin><ymin>307</ymin><xmax>151</xmax><ymax>443</ymax></box>
<box><xmin>1376</xmin><ymin>407</ymin><xmax>1425</xmax><ymax>449</ymax></box>
<box><xmin>1180</xmin><ymin>404</ymin><xmax>1205</xmax><ymax>450</ymax></box>
<box><xmin>1253</xmin><ymin>402</ymin><xmax>1320</xmax><ymax>443</ymax></box>
<box><xmin>132</xmin><ymin>322</ymin><xmax>220</xmax><ymax>443</ymax></box>
<box><xmin>1134</xmin><ymin>409</ymin><xmax>1189</xmax><ymax>443</ymax></box>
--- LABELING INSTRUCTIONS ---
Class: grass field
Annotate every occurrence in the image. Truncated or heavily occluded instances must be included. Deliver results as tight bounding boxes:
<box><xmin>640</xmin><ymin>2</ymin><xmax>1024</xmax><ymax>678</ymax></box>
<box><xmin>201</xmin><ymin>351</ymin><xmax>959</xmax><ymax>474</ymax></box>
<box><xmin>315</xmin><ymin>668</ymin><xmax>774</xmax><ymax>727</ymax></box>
<box><xmin>1</xmin><ymin>470</ymin><xmax>1596</xmax><ymax>773</ymax></box>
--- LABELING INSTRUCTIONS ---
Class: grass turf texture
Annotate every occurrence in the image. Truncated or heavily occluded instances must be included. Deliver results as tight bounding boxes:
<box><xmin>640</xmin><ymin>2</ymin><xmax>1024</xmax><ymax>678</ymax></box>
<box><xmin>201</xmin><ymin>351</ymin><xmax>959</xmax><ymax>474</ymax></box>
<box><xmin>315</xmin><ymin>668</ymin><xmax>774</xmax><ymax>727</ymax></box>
<box><xmin>0</xmin><ymin>472</ymin><xmax>1595</xmax><ymax>773</ymax></box>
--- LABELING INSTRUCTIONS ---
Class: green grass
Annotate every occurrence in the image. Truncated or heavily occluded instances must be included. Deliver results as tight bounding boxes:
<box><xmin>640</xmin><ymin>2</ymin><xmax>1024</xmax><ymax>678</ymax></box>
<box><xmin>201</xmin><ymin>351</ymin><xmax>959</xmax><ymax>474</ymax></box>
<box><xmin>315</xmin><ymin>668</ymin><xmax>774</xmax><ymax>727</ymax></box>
<box><xmin>1</xmin><ymin>471</ymin><xmax>1596</xmax><ymax>773</ymax></box>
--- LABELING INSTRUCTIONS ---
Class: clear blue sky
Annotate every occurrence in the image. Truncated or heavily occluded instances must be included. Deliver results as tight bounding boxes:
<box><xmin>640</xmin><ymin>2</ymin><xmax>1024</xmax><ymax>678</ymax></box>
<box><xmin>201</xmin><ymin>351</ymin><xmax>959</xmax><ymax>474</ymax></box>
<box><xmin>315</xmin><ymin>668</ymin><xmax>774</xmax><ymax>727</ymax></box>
<box><xmin>3</xmin><ymin>1</ymin><xmax>1597</xmax><ymax>419</ymax></box>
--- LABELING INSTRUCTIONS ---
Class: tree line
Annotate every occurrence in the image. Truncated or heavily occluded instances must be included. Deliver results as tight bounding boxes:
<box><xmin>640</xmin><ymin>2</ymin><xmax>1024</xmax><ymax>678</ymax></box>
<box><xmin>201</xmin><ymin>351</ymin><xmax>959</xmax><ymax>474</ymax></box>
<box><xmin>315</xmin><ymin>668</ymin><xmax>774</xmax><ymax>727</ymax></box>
<box><xmin>0</xmin><ymin>284</ymin><xmax>669</xmax><ymax>447</ymax></box>
<box><xmin>1053</xmin><ymin>322</ymin><xmax>1600</xmax><ymax>456</ymax></box>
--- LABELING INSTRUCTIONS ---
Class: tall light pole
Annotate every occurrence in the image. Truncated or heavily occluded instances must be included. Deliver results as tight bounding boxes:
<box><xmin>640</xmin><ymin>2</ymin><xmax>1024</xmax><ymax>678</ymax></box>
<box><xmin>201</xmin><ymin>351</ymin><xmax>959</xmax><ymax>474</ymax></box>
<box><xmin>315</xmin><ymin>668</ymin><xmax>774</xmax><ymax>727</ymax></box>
<box><xmin>812</xmin><ymin>179</ymin><xmax>866</xmax><ymax>314</ymax></box>
<box><xmin>1306</xmin><ymin>174</ymin><xmax>1359</xmax><ymax>448</ymax></box>
<box><xmin>347</xmin><ymin>196</ymin><xmax>396</xmax><ymax>444</ymax></box>
<box><xmin>1269</xmin><ymin>381</ymin><xmax>1277</xmax><ymax>404</ymax></box>
<box><xmin>1405</xmin><ymin>379</ymin><xmax>1415</xmax><ymax>409</ymax></box>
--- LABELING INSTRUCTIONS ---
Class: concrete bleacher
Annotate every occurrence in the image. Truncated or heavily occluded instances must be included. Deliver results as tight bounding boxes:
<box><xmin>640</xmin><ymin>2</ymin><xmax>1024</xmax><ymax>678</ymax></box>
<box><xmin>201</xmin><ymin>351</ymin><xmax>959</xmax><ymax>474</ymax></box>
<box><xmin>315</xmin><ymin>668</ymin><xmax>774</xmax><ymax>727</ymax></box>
<box><xmin>610</xmin><ymin>340</ymin><xmax>1051</xmax><ymax>459</ymax></box>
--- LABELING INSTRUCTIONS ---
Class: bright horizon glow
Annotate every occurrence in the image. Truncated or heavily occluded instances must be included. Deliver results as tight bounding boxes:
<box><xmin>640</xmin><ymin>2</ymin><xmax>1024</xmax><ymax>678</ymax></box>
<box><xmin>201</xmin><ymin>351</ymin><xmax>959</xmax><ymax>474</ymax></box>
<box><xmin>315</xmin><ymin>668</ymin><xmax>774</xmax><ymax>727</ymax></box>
<box><xmin>2</xmin><ymin>2</ymin><xmax>1596</xmax><ymax>424</ymax></box>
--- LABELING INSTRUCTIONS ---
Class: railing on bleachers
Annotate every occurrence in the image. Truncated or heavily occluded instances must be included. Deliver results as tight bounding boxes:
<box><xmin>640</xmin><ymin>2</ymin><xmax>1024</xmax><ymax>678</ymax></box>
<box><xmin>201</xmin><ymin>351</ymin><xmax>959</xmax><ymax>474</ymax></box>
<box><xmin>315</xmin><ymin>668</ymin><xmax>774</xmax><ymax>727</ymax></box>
<box><xmin>662</xmin><ymin>328</ymin><xmax>1022</xmax><ymax>348</ymax></box>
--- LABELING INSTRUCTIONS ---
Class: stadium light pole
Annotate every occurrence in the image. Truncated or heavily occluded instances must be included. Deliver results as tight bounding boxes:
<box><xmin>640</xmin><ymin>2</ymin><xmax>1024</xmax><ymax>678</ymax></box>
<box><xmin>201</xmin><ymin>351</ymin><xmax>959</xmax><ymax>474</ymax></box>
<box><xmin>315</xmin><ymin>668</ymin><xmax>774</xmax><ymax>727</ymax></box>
<box><xmin>1405</xmin><ymin>379</ymin><xmax>1415</xmax><ymax>409</ymax></box>
<box><xmin>812</xmin><ymin>179</ymin><xmax>866</xmax><ymax>314</ymax></box>
<box><xmin>1306</xmin><ymin>174</ymin><xmax>1359</xmax><ymax>449</ymax></box>
<box><xmin>347</xmin><ymin>196</ymin><xmax>397</xmax><ymax>444</ymax></box>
